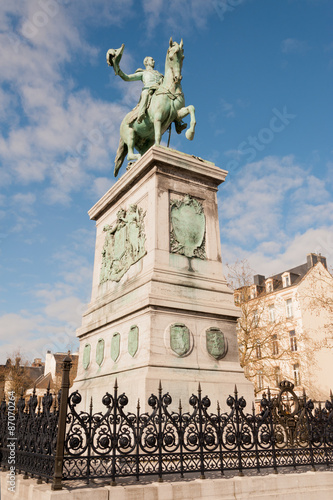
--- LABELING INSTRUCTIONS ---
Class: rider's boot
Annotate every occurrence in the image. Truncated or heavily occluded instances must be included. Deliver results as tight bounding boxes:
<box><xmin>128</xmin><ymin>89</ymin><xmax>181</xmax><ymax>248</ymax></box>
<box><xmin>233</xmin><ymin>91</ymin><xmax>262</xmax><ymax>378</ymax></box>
<box><xmin>175</xmin><ymin>120</ymin><xmax>187</xmax><ymax>134</ymax></box>
<box><xmin>137</xmin><ymin>112</ymin><xmax>146</xmax><ymax>124</ymax></box>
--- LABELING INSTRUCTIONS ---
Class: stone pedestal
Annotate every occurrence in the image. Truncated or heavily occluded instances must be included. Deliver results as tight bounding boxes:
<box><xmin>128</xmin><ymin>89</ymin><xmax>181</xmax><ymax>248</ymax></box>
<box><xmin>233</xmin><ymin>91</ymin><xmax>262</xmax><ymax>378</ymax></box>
<box><xmin>73</xmin><ymin>146</ymin><xmax>254</xmax><ymax>412</ymax></box>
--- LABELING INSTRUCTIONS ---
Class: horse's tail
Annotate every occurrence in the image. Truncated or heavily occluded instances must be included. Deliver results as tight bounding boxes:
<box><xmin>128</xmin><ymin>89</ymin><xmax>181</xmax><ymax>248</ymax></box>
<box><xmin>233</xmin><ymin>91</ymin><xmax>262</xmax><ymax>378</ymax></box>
<box><xmin>114</xmin><ymin>137</ymin><xmax>127</xmax><ymax>177</ymax></box>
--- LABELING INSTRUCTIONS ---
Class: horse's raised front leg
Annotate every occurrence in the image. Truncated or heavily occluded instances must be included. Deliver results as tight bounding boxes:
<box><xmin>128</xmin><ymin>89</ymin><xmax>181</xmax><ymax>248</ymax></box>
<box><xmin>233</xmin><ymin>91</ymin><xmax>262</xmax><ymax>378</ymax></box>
<box><xmin>177</xmin><ymin>105</ymin><xmax>196</xmax><ymax>140</ymax></box>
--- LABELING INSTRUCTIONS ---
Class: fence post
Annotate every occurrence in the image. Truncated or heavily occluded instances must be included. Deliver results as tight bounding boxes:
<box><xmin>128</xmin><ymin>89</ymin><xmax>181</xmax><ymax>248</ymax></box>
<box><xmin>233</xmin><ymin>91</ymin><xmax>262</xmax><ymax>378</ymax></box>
<box><xmin>198</xmin><ymin>383</ymin><xmax>205</xmax><ymax>480</ymax></box>
<box><xmin>157</xmin><ymin>381</ymin><xmax>163</xmax><ymax>483</ymax></box>
<box><xmin>51</xmin><ymin>353</ymin><xmax>72</xmax><ymax>491</ymax></box>
<box><xmin>234</xmin><ymin>385</ymin><xmax>244</xmax><ymax>477</ymax></box>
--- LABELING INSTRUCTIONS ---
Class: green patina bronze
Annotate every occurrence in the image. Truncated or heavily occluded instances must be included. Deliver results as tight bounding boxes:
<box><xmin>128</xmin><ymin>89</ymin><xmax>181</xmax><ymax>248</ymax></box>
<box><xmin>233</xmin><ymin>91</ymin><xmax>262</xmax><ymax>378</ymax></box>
<box><xmin>83</xmin><ymin>343</ymin><xmax>91</xmax><ymax>370</ymax></box>
<box><xmin>106</xmin><ymin>38</ymin><xmax>196</xmax><ymax>176</ymax></box>
<box><xmin>96</xmin><ymin>338</ymin><xmax>105</xmax><ymax>366</ymax></box>
<box><xmin>100</xmin><ymin>205</ymin><xmax>146</xmax><ymax>283</ymax></box>
<box><xmin>170</xmin><ymin>323</ymin><xmax>190</xmax><ymax>356</ymax></box>
<box><xmin>111</xmin><ymin>332</ymin><xmax>120</xmax><ymax>362</ymax></box>
<box><xmin>128</xmin><ymin>325</ymin><xmax>139</xmax><ymax>357</ymax></box>
<box><xmin>170</xmin><ymin>195</ymin><xmax>206</xmax><ymax>259</ymax></box>
<box><xmin>206</xmin><ymin>327</ymin><xmax>228</xmax><ymax>360</ymax></box>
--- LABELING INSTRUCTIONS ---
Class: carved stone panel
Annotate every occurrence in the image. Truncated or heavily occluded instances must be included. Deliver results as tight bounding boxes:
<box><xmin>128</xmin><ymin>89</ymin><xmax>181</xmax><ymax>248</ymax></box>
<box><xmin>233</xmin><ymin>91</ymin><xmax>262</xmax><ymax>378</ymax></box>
<box><xmin>100</xmin><ymin>205</ymin><xmax>146</xmax><ymax>283</ymax></box>
<box><xmin>96</xmin><ymin>338</ymin><xmax>105</xmax><ymax>366</ymax></box>
<box><xmin>170</xmin><ymin>323</ymin><xmax>190</xmax><ymax>356</ymax></box>
<box><xmin>170</xmin><ymin>195</ymin><xmax>206</xmax><ymax>259</ymax></box>
<box><xmin>83</xmin><ymin>343</ymin><xmax>91</xmax><ymax>370</ymax></box>
<box><xmin>206</xmin><ymin>327</ymin><xmax>227</xmax><ymax>360</ymax></box>
<box><xmin>111</xmin><ymin>332</ymin><xmax>120</xmax><ymax>362</ymax></box>
<box><xmin>128</xmin><ymin>325</ymin><xmax>139</xmax><ymax>357</ymax></box>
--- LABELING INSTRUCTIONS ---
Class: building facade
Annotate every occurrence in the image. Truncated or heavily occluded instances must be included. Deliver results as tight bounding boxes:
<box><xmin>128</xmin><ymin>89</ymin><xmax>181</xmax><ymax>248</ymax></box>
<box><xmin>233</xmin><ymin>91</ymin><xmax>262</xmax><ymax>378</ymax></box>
<box><xmin>234</xmin><ymin>253</ymin><xmax>333</xmax><ymax>401</ymax></box>
<box><xmin>25</xmin><ymin>351</ymin><xmax>78</xmax><ymax>402</ymax></box>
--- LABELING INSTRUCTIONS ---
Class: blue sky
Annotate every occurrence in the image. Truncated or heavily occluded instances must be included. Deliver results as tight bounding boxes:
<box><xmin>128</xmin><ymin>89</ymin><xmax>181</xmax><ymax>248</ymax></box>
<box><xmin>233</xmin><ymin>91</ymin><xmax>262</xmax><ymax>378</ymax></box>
<box><xmin>0</xmin><ymin>0</ymin><xmax>332</xmax><ymax>363</ymax></box>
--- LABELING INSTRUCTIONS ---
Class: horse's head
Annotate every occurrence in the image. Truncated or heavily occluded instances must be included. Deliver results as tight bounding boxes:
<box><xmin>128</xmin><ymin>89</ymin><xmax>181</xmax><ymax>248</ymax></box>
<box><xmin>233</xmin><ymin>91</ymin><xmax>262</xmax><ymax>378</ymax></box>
<box><xmin>166</xmin><ymin>37</ymin><xmax>184</xmax><ymax>85</ymax></box>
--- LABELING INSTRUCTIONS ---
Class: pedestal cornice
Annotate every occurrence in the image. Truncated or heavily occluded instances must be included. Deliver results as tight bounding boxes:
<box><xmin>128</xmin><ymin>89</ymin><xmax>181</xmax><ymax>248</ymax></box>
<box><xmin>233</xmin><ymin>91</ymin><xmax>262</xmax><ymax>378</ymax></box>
<box><xmin>88</xmin><ymin>146</ymin><xmax>227</xmax><ymax>221</ymax></box>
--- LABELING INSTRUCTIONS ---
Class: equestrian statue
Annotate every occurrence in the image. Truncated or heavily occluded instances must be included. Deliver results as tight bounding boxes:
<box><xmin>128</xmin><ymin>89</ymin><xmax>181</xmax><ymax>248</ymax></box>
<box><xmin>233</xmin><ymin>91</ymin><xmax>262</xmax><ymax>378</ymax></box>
<box><xmin>106</xmin><ymin>38</ymin><xmax>196</xmax><ymax>177</ymax></box>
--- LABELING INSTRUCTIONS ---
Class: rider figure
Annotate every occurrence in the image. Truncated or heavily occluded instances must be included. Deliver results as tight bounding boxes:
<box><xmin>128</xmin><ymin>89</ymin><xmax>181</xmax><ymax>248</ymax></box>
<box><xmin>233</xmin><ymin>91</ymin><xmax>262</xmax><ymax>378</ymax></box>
<box><xmin>111</xmin><ymin>54</ymin><xmax>163</xmax><ymax>123</ymax></box>
<box><xmin>107</xmin><ymin>48</ymin><xmax>186</xmax><ymax>132</ymax></box>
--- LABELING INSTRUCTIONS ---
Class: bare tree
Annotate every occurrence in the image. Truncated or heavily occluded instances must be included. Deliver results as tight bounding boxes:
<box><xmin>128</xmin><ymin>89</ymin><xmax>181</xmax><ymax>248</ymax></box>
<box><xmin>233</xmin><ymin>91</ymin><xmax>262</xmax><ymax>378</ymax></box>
<box><xmin>227</xmin><ymin>260</ymin><xmax>308</xmax><ymax>396</ymax></box>
<box><xmin>297</xmin><ymin>263</ymin><xmax>333</xmax><ymax>345</ymax></box>
<box><xmin>4</xmin><ymin>351</ymin><xmax>34</xmax><ymax>399</ymax></box>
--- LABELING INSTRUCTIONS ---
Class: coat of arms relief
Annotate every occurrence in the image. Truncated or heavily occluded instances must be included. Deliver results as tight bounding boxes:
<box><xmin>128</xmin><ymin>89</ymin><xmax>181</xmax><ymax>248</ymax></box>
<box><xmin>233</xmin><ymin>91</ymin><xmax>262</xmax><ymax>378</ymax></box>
<box><xmin>100</xmin><ymin>204</ymin><xmax>147</xmax><ymax>283</ymax></box>
<box><xmin>170</xmin><ymin>194</ymin><xmax>206</xmax><ymax>259</ymax></box>
<box><xmin>206</xmin><ymin>327</ymin><xmax>228</xmax><ymax>360</ymax></box>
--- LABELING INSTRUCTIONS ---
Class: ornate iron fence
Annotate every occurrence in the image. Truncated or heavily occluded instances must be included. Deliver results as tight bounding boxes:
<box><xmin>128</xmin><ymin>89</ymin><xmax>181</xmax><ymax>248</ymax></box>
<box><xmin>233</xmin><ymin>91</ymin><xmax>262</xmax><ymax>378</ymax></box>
<box><xmin>0</xmin><ymin>356</ymin><xmax>332</xmax><ymax>490</ymax></box>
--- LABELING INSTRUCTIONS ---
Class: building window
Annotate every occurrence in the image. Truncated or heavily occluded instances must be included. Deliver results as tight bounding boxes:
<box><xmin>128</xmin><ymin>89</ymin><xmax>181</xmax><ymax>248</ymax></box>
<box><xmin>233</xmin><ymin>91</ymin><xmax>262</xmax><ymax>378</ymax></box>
<box><xmin>256</xmin><ymin>341</ymin><xmax>262</xmax><ymax>359</ymax></box>
<box><xmin>283</xmin><ymin>274</ymin><xmax>290</xmax><ymax>287</ymax></box>
<box><xmin>257</xmin><ymin>370</ymin><xmax>264</xmax><ymax>390</ymax></box>
<box><xmin>289</xmin><ymin>330</ymin><xmax>297</xmax><ymax>352</ymax></box>
<box><xmin>253</xmin><ymin>310</ymin><xmax>259</xmax><ymax>327</ymax></box>
<box><xmin>266</xmin><ymin>281</ymin><xmax>273</xmax><ymax>293</ymax></box>
<box><xmin>268</xmin><ymin>305</ymin><xmax>275</xmax><ymax>323</ymax></box>
<box><xmin>293</xmin><ymin>363</ymin><xmax>301</xmax><ymax>385</ymax></box>
<box><xmin>272</xmin><ymin>334</ymin><xmax>279</xmax><ymax>355</ymax></box>
<box><xmin>274</xmin><ymin>366</ymin><xmax>281</xmax><ymax>387</ymax></box>
<box><xmin>250</xmin><ymin>287</ymin><xmax>257</xmax><ymax>299</ymax></box>
<box><xmin>285</xmin><ymin>298</ymin><xmax>293</xmax><ymax>318</ymax></box>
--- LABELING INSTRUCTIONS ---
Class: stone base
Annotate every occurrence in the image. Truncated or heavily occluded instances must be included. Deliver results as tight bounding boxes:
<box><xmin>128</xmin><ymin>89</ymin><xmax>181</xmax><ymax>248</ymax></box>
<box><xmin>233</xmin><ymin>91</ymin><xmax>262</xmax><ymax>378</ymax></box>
<box><xmin>2</xmin><ymin>470</ymin><xmax>333</xmax><ymax>500</ymax></box>
<box><xmin>72</xmin><ymin>363</ymin><xmax>253</xmax><ymax>413</ymax></box>
<box><xmin>73</xmin><ymin>146</ymin><xmax>254</xmax><ymax>412</ymax></box>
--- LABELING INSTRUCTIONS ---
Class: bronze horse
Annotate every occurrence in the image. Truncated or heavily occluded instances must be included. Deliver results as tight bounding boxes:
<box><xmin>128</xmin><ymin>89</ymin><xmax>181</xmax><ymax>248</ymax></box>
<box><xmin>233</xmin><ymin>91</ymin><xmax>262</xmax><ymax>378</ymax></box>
<box><xmin>114</xmin><ymin>38</ymin><xmax>196</xmax><ymax>176</ymax></box>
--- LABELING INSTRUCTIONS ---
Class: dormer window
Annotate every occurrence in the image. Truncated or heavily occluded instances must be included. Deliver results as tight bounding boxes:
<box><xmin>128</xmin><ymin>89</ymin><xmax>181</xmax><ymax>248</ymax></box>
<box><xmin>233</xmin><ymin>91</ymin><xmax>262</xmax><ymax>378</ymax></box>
<box><xmin>266</xmin><ymin>279</ymin><xmax>273</xmax><ymax>293</ymax></box>
<box><xmin>250</xmin><ymin>286</ymin><xmax>257</xmax><ymax>299</ymax></box>
<box><xmin>282</xmin><ymin>272</ymin><xmax>291</xmax><ymax>288</ymax></box>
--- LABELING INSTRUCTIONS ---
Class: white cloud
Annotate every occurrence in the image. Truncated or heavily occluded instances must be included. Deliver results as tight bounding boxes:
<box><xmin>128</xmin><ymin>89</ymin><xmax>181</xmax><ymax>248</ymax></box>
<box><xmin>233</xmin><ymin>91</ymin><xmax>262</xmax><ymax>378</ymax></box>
<box><xmin>12</xmin><ymin>192</ymin><xmax>36</xmax><ymax>214</ymax></box>
<box><xmin>281</xmin><ymin>38</ymin><xmax>309</xmax><ymax>54</ymax></box>
<box><xmin>247</xmin><ymin>227</ymin><xmax>333</xmax><ymax>278</ymax></box>
<box><xmin>220</xmin><ymin>155</ymin><xmax>333</xmax><ymax>276</ymax></box>
<box><xmin>220</xmin><ymin>155</ymin><xmax>305</xmax><ymax>244</ymax></box>
<box><xmin>91</xmin><ymin>176</ymin><xmax>114</xmax><ymax>200</ymax></box>
<box><xmin>0</xmin><ymin>308</ymin><xmax>79</xmax><ymax>364</ymax></box>
<box><xmin>0</xmin><ymin>2</ymin><xmax>130</xmax><ymax>206</ymax></box>
<box><xmin>142</xmin><ymin>0</ymin><xmax>215</xmax><ymax>34</ymax></box>
<box><xmin>220</xmin><ymin>98</ymin><xmax>235</xmax><ymax>118</ymax></box>
<box><xmin>44</xmin><ymin>296</ymin><xmax>84</xmax><ymax>323</ymax></box>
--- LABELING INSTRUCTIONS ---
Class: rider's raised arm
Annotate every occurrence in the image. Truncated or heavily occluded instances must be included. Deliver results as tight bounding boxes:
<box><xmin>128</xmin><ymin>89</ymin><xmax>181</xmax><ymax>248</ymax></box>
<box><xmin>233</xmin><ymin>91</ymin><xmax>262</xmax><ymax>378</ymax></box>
<box><xmin>117</xmin><ymin>69</ymin><xmax>143</xmax><ymax>82</ymax></box>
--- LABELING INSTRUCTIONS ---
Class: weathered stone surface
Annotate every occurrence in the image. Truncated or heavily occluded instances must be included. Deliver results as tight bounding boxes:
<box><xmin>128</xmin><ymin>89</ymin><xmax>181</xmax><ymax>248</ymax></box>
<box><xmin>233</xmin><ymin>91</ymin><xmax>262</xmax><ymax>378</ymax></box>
<box><xmin>2</xmin><ymin>470</ymin><xmax>333</xmax><ymax>500</ymax></box>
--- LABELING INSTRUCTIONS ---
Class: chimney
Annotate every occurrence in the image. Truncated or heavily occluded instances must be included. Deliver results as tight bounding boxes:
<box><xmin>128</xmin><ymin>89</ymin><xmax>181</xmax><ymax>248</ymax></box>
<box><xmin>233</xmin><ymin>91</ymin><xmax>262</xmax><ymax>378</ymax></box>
<box><xmin>307</xmin><ymin>253</ymin><xmax>327</xmax><ymax>270</ymax></box>
<box><xmin>253</xmin><ymin>274</ymin><xmax>265</xmax><ymax>286</ymax></box>
<box><xmin>32</xmin><ymin>358</ymin><xmax>43</xmax><ymax>367</ymax></box>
